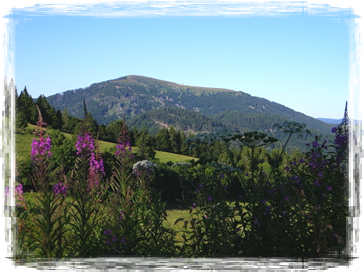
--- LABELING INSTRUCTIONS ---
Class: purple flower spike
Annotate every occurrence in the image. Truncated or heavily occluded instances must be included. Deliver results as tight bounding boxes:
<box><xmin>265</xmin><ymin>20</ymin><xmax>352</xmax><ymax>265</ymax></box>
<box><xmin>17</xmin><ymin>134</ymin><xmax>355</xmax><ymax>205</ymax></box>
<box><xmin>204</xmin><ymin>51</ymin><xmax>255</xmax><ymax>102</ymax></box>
<box><xmin>31</xmin><ymin>136</ymin><xmax>52</xmax><ymax>162</ymax></box>
<box><xmin>332</xmin><ymin>127</ymin><xmax>337</xmax><ymax>133</ymax></box>
<box><xmin>76</xmin><ymin>133</ymin><xmax>105</xmax><ymax>189</ymax></box>
<box><xmin>103</xmin><ymin>229</ymin><xmax>112</xmax><ymax>235</ymax></box>
<box><xmin>312</xmin><ymin>141</ymin><xmax>319</xmax><ymax>148</ymax></box>
<box><xmin>54</xmin><ymin>182</ymin><xmax>67</xmax><ymax>196</ymax></box>
<box><xmin>207</xmin><ymin>196</ymin><xmax>213</xmax><ymax>202</ymax></box>
<box><xmin>327</xmin><ymin>185</ymin><xmax>333</xmax><ymax>191</ymax></box>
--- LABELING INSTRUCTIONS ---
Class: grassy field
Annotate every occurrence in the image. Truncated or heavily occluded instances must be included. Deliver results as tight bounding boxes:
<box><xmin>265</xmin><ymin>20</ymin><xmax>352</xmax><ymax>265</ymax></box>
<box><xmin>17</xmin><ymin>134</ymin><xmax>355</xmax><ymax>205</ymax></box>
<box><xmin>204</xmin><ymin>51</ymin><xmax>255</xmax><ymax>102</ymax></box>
<box><xmin>0</xmin><ymin>116</ymin><xmax>194</xmax><ymax>185</ymax></box>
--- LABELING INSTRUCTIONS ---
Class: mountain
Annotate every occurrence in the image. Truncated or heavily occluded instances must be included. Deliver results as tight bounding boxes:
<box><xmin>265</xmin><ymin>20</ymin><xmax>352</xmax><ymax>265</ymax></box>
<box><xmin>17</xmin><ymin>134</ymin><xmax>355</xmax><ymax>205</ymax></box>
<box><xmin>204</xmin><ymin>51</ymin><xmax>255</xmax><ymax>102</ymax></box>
<box><xmin>318</xmin><ymin>118</ymin><xmax>364</xmax><ymax>126</ymax></box>
<box><xmin>126</xmin><ymin>107</ymin><xmax>232</xmax><ymax>135</ymax></box>
<box><xmin>46</xmin><ymin>75</ymin><xmax>336</xmax><ymax>135</ymax></box>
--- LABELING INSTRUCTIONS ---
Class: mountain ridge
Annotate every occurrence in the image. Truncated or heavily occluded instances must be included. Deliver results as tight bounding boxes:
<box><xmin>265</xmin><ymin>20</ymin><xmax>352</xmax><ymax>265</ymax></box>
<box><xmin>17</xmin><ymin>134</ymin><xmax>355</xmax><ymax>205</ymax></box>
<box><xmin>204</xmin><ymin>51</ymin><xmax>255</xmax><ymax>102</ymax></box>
<box><xmin>46</xmin><ymin>75</ymin><xmax>336</xmax><ymax>135</ymax></box>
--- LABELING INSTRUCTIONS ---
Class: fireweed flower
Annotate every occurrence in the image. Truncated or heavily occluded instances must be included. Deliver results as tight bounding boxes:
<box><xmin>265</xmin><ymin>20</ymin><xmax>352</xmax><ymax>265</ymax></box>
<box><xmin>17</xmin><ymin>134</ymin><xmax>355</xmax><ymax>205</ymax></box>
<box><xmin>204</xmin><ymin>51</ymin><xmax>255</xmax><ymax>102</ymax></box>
<box><xmin>31</xmin><ymin>136</ymin><xmax>52</xmax><ymax>162</ymax></box>
<box><xmin>54</xmin><ymin>182</ymin><xmax>67</xmax><ymax>196</ymax></box>
<box><xmin>312</xmin><ymin>141</ymin><xmax>319</xmax><ymax>148</ymax></box>
<box><xmin>14</xmin><ymin>184</ymin><xmax>24</xmax><ymax>206</ymax></box>
<box><xmin>3</xmin><ymin>184</ymin><xmax>24</xmax><ymax>206</ymax></box>
<box><xmin>103</xmin><ymin>229</ymin><xmax>112</xmax><ymax>235</ymax></box>
<box><xmin>76</xmin><ymin>133</ymin><xmax>105</xmax><ymax>188</ymax></box>
<box><xmin>76</xmin><ymin>134</ymin><xmax>95</xmax><ymax>156</ymax></box>
<box><xmin>115</xmin><ymin>141</ymin><xmax>133</xmax><ymax>157</ymax></box>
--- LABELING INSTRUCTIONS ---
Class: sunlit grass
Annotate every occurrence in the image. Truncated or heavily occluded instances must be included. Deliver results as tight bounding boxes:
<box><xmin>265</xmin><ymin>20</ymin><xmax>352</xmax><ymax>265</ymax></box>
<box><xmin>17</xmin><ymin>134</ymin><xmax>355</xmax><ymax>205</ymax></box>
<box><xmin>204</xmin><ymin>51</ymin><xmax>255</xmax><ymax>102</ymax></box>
<box><xmin>0</xmin><ymin>113</ymin><xmax>195</xmax><ymax>185</ymax></box>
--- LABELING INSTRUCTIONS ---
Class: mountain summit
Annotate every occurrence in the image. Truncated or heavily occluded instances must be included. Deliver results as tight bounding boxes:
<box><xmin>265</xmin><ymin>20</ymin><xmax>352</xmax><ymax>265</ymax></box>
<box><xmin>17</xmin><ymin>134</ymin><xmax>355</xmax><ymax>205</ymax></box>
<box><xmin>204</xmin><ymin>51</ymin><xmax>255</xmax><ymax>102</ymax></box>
<box><xmin>46</xmin><ymin>75</ymin><xmax>334</xmax><ymax>134</ymax></box>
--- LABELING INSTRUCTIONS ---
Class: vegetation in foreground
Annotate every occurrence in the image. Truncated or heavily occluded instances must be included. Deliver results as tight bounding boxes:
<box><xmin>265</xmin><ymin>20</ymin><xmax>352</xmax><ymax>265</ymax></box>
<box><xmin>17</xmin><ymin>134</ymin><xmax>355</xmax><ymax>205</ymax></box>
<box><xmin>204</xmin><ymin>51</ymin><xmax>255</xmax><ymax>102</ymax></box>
<box><xmin>8</xmin><ymin>102</ymin><xmax>349</xmax><ymax>260</ymax></box>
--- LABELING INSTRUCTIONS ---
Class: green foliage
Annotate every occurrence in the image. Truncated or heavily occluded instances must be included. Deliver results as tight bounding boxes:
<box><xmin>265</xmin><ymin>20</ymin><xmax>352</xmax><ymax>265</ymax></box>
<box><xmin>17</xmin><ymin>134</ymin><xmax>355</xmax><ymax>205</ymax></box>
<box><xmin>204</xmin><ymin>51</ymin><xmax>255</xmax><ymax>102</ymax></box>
<box><xmin>16</xmin><ymin>111</ymin><xmax>28</xmax><ymax>130</ymax></box>
<box><xmin>17</xmin><ymin>158</ymin><xmax>32</xmax><ymax>187</ymax></box>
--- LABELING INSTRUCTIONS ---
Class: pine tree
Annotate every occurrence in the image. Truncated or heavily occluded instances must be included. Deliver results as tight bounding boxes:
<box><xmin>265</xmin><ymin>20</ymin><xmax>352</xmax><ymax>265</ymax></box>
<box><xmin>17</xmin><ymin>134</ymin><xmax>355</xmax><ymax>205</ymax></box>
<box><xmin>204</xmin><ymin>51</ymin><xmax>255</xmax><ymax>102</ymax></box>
<box><xmin>169</xmin><ymin>126</ymin><xmax>180</xmax><ymax>154</ymax></box>
<box><xmin>137</xmin><ymin>127</ymin><xmax>156</xmax><ymax>159</ymax></box>
<box><xmin>35</xmin><ymin>95</ymin><xmax>57</xmax><ymax>128</ymax></box>
<box><xmin>179</xmin><ymin>130</ymin><xmax>189</xmax><ymax>155</ymax></box>
<box><xmin>155</xmin><ymin>127</ymin><xmax>171</xmax><ymax>152</ymax></box>
<box><xmin>17</xmin><ymin>86</ymin><xmax>37</xmax><ymax>124</ymax></box>
<box><xmin>61</xmin><ymin>108</ymin><xmax>72</xmax><ymax>133</ymax></box>
<box><xmin>107</xmin><ymin>120</ymin><xmax>125</xmax><ymax>142</ymax></box>
<box><xmin>16</xmin><ymin>111</ymin><xmax>28</xmax><ymax>130</ymax></box>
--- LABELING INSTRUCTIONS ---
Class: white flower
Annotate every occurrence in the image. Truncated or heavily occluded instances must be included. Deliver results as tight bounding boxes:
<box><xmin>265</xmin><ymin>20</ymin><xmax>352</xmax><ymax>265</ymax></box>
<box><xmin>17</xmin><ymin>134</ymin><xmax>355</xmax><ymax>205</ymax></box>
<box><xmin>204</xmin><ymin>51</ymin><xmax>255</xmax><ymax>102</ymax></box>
<box><xmin>132</xmin><ymin>160</ymin><xmax>158</xmax><ymax>173</ymax></box>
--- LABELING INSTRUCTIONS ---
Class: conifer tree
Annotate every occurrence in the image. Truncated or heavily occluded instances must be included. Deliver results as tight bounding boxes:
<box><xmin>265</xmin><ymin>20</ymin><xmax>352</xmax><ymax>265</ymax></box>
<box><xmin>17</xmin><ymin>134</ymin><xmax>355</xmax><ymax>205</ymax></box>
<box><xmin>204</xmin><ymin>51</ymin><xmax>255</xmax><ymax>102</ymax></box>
<box><xmin>179</xmin><ymin>130</ymin><xmax>189</xmax><ymax>155</ymax></box>
<box><xmin>16</xmin><ymin>111</ymin><xmax>28</xmax><ymax>130</ymax></box>
<box><xmin>107</xmin><ymin>120</ymin><xmax>125</xmax><ymax>142</ymax></box>
<box><xmin>155</xmin><ymin>127</ymin><xmax>171</xmax><ymax>152</ymax></box>
<box><xmin>35</xmin><ymin>95</ymin><xmax>57</xmax><ymax>128</ymax></box>
<box><xmin>17</xmin><ymin>86</ymin><xmax>37</xmax><ymax>124</ymax></box>
<box><xmin>137</xmin><ymin>127</ymin><xmax>156</xmax><ymax>159</ymax></box>
<box><xmin>169</xmin><ymin>126</ymin><xmax>180</xmax><ymax>154</ymax></box>
<box><xmin>61</xmin><ymin>109</ymin><xmax>73</xmax><ymax>133</ymax></box>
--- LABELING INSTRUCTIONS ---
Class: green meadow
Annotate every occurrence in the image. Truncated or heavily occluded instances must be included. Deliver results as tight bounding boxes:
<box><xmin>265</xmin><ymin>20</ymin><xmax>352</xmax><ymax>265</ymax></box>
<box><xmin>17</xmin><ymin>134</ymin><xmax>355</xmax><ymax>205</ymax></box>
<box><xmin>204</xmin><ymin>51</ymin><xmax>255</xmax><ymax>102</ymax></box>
<box><xmin>0</xmin><ymin>116</ymin><xmax>194</xmax><ymax>185</ymax></box>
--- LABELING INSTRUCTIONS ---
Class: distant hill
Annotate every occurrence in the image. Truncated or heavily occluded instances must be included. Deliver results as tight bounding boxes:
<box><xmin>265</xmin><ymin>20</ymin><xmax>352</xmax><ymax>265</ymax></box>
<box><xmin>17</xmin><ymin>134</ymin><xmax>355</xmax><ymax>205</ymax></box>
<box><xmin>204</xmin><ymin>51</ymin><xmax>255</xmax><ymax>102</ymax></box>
<box><xmin>318</xmin><ymin>118</ymin><xmax>364</xmax><ymax>126</ymax></box>
<box><xmin>46</xmin><ymin>75</ymin><xmax>337</xmax><ymax>136</ymax></box>
<box><xmin>126</xmin><ymin>107</ymin><xmax>230</xmax><ymax>135</ymax></box>
<box><xmin>125</xmin><ymin>107</ymin><xmax>333</xmax><ymax>153</ymax></box>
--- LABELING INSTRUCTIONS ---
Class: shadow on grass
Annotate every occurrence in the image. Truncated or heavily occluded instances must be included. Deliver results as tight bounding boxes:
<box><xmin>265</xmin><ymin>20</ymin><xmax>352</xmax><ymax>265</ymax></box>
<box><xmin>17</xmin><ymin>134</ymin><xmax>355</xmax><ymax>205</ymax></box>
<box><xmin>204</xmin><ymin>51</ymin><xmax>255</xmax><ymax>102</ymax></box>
<box><xmin>165</xmin><ymin>199</ymin><xmax>192</xmax><ymax>211</ymax></box>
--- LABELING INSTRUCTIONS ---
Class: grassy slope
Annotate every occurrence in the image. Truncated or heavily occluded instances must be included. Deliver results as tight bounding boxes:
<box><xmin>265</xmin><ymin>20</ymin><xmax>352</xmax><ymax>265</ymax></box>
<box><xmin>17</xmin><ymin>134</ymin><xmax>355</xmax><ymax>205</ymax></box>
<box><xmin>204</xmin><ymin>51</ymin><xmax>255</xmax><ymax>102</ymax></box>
<box><xmin>0</xmin><ymin>113</ymin><xmax>193</xmax><ymax>184</ymax></box>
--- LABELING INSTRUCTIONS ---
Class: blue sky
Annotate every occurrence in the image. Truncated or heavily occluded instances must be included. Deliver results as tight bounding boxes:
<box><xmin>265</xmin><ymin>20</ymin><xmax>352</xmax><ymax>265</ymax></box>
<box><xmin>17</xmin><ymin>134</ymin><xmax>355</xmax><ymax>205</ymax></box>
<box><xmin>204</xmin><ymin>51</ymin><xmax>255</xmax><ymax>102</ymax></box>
<box><xmin>6</xmin><ymin>2</ymin><xmax>357</xmax><ymax>120</ymax></box>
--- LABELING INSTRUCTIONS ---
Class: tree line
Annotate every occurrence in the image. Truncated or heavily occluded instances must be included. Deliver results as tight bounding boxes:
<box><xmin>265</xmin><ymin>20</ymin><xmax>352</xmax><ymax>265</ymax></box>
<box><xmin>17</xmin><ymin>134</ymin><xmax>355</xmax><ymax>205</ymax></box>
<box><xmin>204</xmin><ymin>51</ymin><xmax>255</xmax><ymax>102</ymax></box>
<box><xmin>15</xmin><ymin>87</ymin><xmax>197</xmax><ymax>158</ymax></box>
<box><xmin>15</xmin><ymin>86</ymin><xmax>316</xmax><ymax>174</ymax></box>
